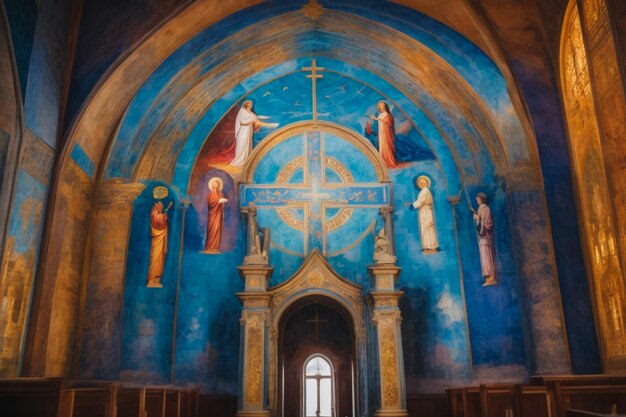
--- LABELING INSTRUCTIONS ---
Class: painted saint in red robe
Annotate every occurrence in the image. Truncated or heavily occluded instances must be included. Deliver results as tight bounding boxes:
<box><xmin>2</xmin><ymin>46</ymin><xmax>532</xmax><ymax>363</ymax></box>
<box><xmin>367</xmin><ymin>101</ymin><xmax>398</xmax><ymax>168</ymax></box>
<box><xmin>205</xmin><ymin>177</ymin><xmax>228</xmax><ymax>253</ymax></box>
<box><xmin>147</xmin><ymin>200</ymin><xmax>172</xmax><ymax>287</ymax></box>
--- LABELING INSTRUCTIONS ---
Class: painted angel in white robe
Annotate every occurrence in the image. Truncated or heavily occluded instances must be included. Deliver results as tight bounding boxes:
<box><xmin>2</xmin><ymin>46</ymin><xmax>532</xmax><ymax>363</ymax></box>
<box><xmin>229</xmin><ymin>100</ymin><xmax>278</xmax><ymax>167</ymax></box>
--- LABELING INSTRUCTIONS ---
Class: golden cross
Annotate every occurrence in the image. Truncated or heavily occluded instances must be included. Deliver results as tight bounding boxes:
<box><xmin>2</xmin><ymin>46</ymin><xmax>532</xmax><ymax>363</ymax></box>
<box><xmin>302</xmin><ymin>59</ymin><xmax>324</xmax><ymax>122</ymax></box>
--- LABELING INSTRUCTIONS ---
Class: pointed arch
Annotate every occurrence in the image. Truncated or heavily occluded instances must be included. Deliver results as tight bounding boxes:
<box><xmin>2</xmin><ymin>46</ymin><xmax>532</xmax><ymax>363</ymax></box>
<box><xmin>559</xmin><ymin>0</ymin><xmax>626</xmax><ymax>370</ymax></box>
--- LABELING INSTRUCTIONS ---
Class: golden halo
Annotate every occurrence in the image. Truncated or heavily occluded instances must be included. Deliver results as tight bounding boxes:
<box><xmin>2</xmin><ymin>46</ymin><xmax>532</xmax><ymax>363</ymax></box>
<box><xmin>152</xmin><ymin>186</ymin><xmax>168</xmax><ymax>199</ymax></box>
<box><xmin>416</xmin><ymin>175</ymin><xmax>431</xmax><ymax>189</ymax></box>
<box><xmin>208</xmin><ymin>177</ymin><xmax>223</xmax><ymax>190</ymax></box>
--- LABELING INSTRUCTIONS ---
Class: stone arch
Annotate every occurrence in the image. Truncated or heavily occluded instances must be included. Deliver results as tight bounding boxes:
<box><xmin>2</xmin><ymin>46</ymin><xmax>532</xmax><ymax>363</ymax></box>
<box><xmin>31</xmin><ymin>0</ymin><xmax>549</xmax><ymax>380</ymax></box>
<box><xmin>266</xmin><ymin>250</ymin><xmax>365</xmax><ymax>416</ymax></box>
<box><xmin>268</xmin><ymin>249</ymin><xmax>364</xmax><ymax>339</ymax></box>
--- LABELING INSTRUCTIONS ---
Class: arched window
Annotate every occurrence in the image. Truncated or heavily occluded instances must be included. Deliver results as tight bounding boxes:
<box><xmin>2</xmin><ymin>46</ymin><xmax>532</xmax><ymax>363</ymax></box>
<box><xmin>560</xmin><ymin>0</ymin><xmax>626</xmax><ymax>363</ymax></box>
<box><xmin>304</xmin><ymin>355</ymin><xmax>334</xmax><ymax>417</ymax></box>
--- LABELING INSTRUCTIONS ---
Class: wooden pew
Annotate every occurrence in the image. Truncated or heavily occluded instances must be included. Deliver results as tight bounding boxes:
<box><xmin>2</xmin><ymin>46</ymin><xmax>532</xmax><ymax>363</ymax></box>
<box><xmin>0</xmin><ymin>379</ymin><xmax>198</xmax><ymax>417</ymax></box>
<box><xmin>464</xmin><ymin>386</ymin><xmax>482</xmax><ymax>417</ymax></box>
<box><xmin>516</xmin><ymin>384</ymin><xmax>554</xmax><ymax>417</ymax></box>
<box><xmin>447</xmin><ymin>388</ymin><xmax>464</xmax><ymax>417</ymax></box>
<box><xmin>406</xmin><ymin>393</ymin><xmax>449</xmax><ymax>417</ymax></box>
<box><xmin>145</xmin><ymin>387</ymin><xmax>166</xmax><ymax>417</ymax></box>
<box><xmin>537</xmin><ymin>375</ymin><xmax>626</xmax><ymax>417</ymax></box>
<box><xmin>446</xmin><ymin>386</ymin><xmax>482</xmax><ymax>417</ymax></box>
<box><xmin>165</xmin><ymin>388</ymin><xmax>180</xmax><ymax>417</ymax></box>
<box><xmin>116</xmin><ymin>386</ymin><xmax>146</xmax><ymax>417</ymax></box>
<box><xmin>566</xmin><ymin>409</ymin><xmax>621</xmax><ymax>417</ymax></box>
<box><xmin>480</xmin><ymin>384</ymin><xmax>517</xmax><ymax>417</ymax></box>
<box><xmin>0</xmin><ymin>377</ymin><xmax>65</xmax><ymax>417</ymax></box>
<box><xmin>62</xmin><ymin>382</ymin><xmax>118</xmax><ymax>417</ymax></box>
<box><xmin>448</xmin><ymin>383</ymin><xmax>557</xmax><ymax>417</ymax></box>
<box><xmin>179</xmin><ymin>388</ymin><xmax>198</xmax><ymax>417</ymax></box>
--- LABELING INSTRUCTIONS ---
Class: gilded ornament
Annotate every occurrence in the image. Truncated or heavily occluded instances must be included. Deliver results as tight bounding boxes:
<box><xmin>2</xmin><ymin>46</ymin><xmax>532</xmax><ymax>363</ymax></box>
<box><xmin>380</xmin><ymin>326</ymin><xmax>399</xmax><ymax>407</ymax></box>
<box><xmin>152</xmin><ymin>186</ymin><xmax>169</xmax><ymax>199</ymax></box>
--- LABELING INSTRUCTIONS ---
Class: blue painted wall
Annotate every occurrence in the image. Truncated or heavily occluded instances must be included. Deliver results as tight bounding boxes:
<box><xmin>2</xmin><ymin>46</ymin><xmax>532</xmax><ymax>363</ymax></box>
<box><xmin>120</xmin><ymin>183</ymin><xmax>182</xmax><ymax>384</ymax></box>
<box><xmin>116</xmin><ymin>95</ymin><xmax>526</xmax><ymax>394</ymax></box>
<box><xmin>109</xmin><ymin>45</ymin><xmax>532</xmax><ymax>393</ymax></box>
<box><xmin>94</xmin><ymin>0</ymin><xmax>598</xmax><ymax>396</ymax></box>
<box><xmin>173</xmin><ymin>171</ymin><xmax>244</xmax><ymax>393</ymax></box>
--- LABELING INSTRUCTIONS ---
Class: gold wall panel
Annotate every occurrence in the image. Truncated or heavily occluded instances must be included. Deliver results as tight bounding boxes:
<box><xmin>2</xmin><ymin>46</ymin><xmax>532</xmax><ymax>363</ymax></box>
<box><xmin>561</xmin><ymin>2</ymin><xmax>626</xmax><ymax>367</ymax></box>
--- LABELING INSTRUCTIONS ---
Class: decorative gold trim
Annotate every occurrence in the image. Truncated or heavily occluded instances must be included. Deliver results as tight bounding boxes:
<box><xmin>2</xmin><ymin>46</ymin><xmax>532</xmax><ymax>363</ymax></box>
<box><xmin>242</xmin><ymin>121</ymin><xmax>389</xmax><ymax>183</ymax></box>
<box><xmin>262</xmin><ymin>249</ymin><xmax>365</xmax><ymax>416</ymax></box>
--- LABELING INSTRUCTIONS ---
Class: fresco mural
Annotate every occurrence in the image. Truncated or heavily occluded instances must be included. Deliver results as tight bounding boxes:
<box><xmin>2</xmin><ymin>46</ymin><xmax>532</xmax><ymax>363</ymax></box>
<box><xmin>109</xmin><ymin>51</ymin><xmax>531</xmax><ymax>394</ymax></box>
<box><xmin>120</xmin><ymin>183</ymin><xmax>182</xmax><ymax>384</ymax></box>
<box><xmin>192</xmin><ymin>69</ymin><xmax>435</xmax><ymax>182</ymax></box>
<box><xmin>76</xmin><ymin>0</ymin><xmax>551</xmax><ymax>398</ymax></box>
<box><xmin>407</xmin><ymin>175</ymin><xmax>439</xmax><ymax>253</ymax></box>
<box><xmin>0</xmin><ymin>169</ymin><xmax>46</xmax><ymax>376</ymax></box>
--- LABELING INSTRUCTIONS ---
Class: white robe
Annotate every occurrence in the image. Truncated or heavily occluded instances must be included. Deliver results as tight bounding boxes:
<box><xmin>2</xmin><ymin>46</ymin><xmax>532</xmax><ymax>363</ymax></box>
<box><xmin>230</xmin><ymin>107</ymin><xmax>258</xmax><ymax>167</ymax></box>
<box><xmin>412</xmin><ymin>187</ymin><xmax>439</xmax><ymax>250</ymax></box>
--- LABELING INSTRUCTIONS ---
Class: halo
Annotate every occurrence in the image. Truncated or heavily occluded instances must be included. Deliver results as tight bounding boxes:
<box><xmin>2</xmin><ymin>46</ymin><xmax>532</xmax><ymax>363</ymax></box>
<box><xmin>152</xmin><ymin>186</ymin><xmax>168</xmax><ymax>199</ymax></box>
<box><xmin>416</xmin><ymin>175</ymin><xmax>431</xmax><ymax>188</ymax></box>
<box><xmin>208</xmin><ymin>177</ymin><xmax>223</xmax><ymax>190</ymax></box>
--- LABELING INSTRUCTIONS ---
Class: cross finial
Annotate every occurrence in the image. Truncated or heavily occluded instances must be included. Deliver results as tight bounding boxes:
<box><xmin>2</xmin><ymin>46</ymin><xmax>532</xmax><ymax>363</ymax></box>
<box><xmin>302</xmin><ymin>59</ymin><xmax>324</xmax><ymax>80</ymax></box>
<box><xmin>302</xmin><ymin>59</ymin><xmax>324</xmax><ymax>123</ymax></box>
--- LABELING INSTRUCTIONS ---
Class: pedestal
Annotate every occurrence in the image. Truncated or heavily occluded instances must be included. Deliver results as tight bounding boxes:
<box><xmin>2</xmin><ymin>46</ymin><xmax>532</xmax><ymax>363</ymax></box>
<box><xmin>237</xmin><ymin>266</ymin><xmax>273</xmax><ymax>417</ymax></box>
<box><xmin>369</xmin><ymin>264</ymin><xmax>409</xmax><ymax>417</ymax></box>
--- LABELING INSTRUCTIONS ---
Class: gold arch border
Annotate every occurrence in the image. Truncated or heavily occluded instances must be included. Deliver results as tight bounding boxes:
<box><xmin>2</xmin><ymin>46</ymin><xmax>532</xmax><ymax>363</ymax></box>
<box><xmin>241</xmin><ymin>121</ymin><xmax>389</xmax><ymax>183</ymax></box>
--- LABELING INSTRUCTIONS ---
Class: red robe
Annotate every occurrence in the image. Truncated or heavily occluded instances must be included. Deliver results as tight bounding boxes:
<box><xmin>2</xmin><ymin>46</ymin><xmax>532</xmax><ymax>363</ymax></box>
<box><xmin>373</xmin><ymin>112</ymin><xmax>397</xmax><ymax>168</ymax></box>
<box><xmin>205</xmin><ymin>190</ymin><xmax>225</xmax><ymax>251</ymax></box>
<box><xmin>148</xmin><ymin>202</ymin><xmax>168</xmax><ymax>285</ymax></box>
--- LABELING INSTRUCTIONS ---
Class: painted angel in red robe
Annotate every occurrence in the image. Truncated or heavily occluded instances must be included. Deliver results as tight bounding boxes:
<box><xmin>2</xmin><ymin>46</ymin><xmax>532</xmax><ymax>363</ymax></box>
<box><xmin>366</xmin><ymin>101</ymin><xmax>398</xmax><ymax>168</ymax></box>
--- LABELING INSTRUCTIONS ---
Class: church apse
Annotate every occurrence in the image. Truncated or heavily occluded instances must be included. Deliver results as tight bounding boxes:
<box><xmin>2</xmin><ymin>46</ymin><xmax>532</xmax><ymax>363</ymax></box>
<box><xmin>63</xmin><ymin>0</ymin><xmax>574</xmax><ymax>407</ymax></box>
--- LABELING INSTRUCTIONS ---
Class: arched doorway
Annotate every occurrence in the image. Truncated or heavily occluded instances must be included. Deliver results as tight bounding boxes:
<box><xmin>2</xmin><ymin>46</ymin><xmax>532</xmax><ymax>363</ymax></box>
<box><xmin>279</xmin><ymin>299</ymin><xmax>356</xmax><ymax>417</ymax></box>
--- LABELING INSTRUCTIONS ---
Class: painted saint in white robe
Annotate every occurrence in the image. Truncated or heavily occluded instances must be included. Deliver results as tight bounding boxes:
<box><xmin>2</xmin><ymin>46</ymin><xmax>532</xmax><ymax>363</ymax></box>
<box><xmin>473</xmin><ymin>192</ymin><xmax>497</xmax><ymax>286</ymax></box>
<box><xmin>229</xmin><ymin>100</ymin><xmax>278</xmax><ymax>167</ymax></box>
<box><xmin>408</xmin><ymin>175</ymin><xmax>439</xmax><ymax>253</ymax></box>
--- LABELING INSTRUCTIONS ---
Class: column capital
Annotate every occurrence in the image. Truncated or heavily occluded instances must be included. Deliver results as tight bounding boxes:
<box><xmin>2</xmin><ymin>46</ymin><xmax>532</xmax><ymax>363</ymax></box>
<box><xmin>496</xmin><ymin>167</ymin><xmax>542</xmax><ymax>192</ymax></box>
<box><xmin>237</xmin><ymin>292</ymin><xmax>272</xmax><ymax>310</ymax></box>
<box><xmin>238</xmin><ymin>265</ymin><xmax>274</xmax><ymax>292</ymax></box>
<box><xmin>98</xmin><ymin>180</ymin><xmax>146</xmax><ymax>207</ymax></box>
<box><xmin>368</xmin><ymin>265</ymin><xmax>401</xmax><ymax>291</ymax></box>
<box><xmin>370</xmin><ymin>290</ymin><xmax>404</xmax><ymax>310</ymax></box>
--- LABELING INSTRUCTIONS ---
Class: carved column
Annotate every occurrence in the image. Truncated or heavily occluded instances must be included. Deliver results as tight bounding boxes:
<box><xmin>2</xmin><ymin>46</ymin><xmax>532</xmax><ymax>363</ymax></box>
<box><xmin>76</xmin><ymin>180</ymin><xmax>146</xmax><ymax>378</ymax></box>
<box><xmin>502</xmin><ymin>170</ymin><xmax>570</xmax><ymax>374</ymax></box>
<box><xmin>369</xmin><ymin>265</ymin><xmax>408</xmax><ymax>417</ymax></box>
<box><xmin>237</xmin><ymin>265</ymin><xmax>273</xmax><ymax>417</ymax></box>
